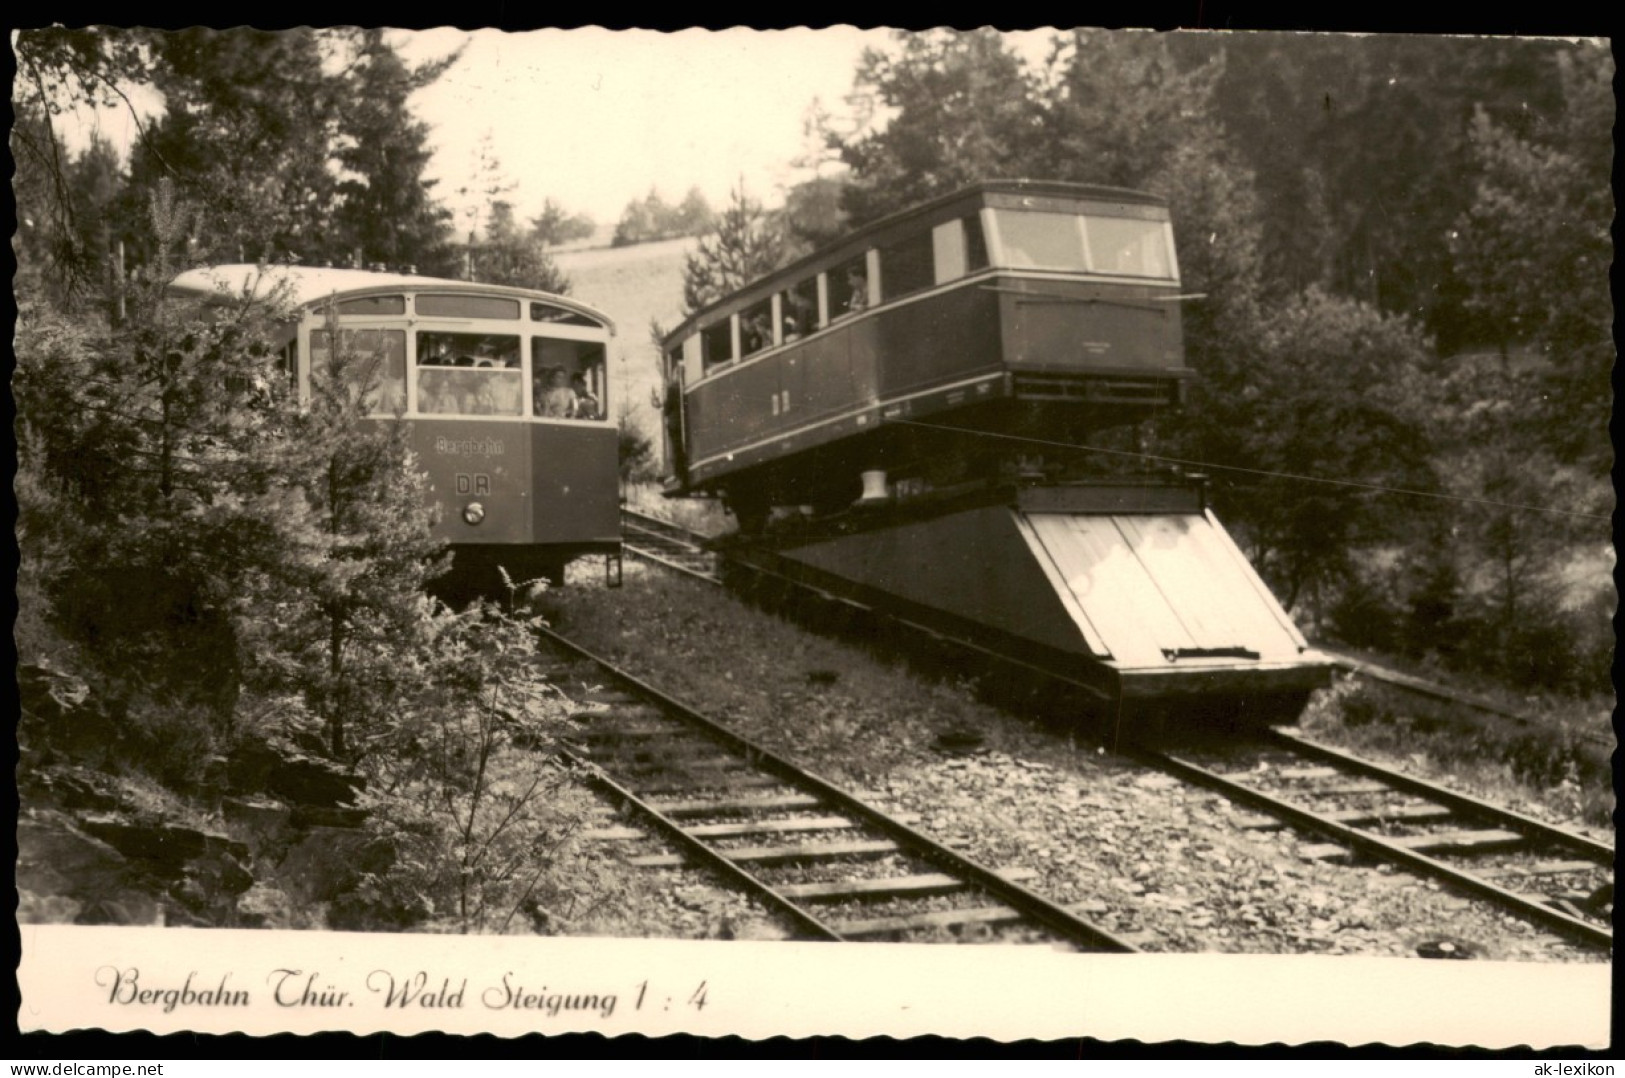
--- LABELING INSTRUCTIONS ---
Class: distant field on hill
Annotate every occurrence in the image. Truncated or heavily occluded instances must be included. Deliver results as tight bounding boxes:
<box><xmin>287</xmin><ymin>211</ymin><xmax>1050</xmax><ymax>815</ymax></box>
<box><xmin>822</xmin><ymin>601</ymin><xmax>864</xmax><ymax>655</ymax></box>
<box><xmin>555</xmin><ymin>237</ymin><xmax>695</xmax><ymax>451</ymax></box>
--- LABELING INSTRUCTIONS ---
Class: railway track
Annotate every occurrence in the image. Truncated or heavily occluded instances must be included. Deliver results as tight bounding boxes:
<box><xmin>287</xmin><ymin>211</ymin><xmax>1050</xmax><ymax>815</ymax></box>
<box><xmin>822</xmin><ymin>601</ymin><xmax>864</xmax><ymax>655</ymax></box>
<box><xmin>1144</xmin><ymin>730</ymin><xmax>1612</xmax><ymax>951</ymax></box>
<box><xmin>614</xmin><ymin>508</ymin><xmax>1614</xmax><ymax>952</ymax></box>
<box><xmin>620</xmin><ymin>508</ymin><xmax>722</xmax><ymax>580</ymax></box>
<box><xmin>538</xmin><ymin>621</ymin><xmax>1136</xmax><ymax>951</ymax></box>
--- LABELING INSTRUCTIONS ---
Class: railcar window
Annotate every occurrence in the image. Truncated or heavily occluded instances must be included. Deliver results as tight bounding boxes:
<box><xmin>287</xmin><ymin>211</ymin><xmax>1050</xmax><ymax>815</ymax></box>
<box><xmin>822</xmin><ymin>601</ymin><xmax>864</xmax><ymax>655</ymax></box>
<box><xmin>780</xmin><ymin>278</ymin><xmax>818</xmax><ymax>339</ymax></box>
<box><xmin>1084</xmin><ymin>216</ymin><xmax>1174</xmax><ymax>278</ymax></box>
<box><xmin>700</xmin><ymin>321</ymin><xmax>733</xmax><ymax>371</ymax></box>
<box><xmin>336</xmin><ymin>295</ymin><xmax>405</xmax><ymax>317</ymax></box>
<box><xmin>532</xmin><ymin>337</ymin><xmax>607</xmax><ymax>419</ymax></box>
<box><xmin>880</xmin><ymin>230</ymin><xmax>935</xmax><ymax>301</ymax></box>
<box><xmin>933</xmin><ymin>221</ymin><xmax>964</xmax><ymax>282</ymax></box>
<box><xmin>740</xmin><ymin>299</ymin><xmax>775</xmax><ymax>356</ymax></box>
<box><xmin>280</xmin><ymin>339</ymin><xmax>299</xmax><ymax>391</ymax></box>
<box><xmin>991</xmin><ymin>210</ymin><xmax>1088</xmax><ymax>271</ymax></box>
<box><xmin>416</xmin><ymin>294</ymin><xmax>522</xmax><ymax>320</ymax></box>
<box><xmin>831</xmin><ymin>254</ymin><xmax>869</xmax><ymax>319</ymax></box>
<box><xmin>529</xmin><ymin>301</ymin><xmax>598</xmax><ymax>326</ymax></box>
<box><xmin>414</xmin><ymin>331</ymin><xmax>522</xmax><ymax>416</ymax></box>
<box><xmin>311</xmin><ymin>328</ymin><xmax>407</xmax><ymax>415</ymax></box>
<box><xmin>965</xmin><ymin>214</ymin><xmax>989</xmax><ymax>271</ymax></box>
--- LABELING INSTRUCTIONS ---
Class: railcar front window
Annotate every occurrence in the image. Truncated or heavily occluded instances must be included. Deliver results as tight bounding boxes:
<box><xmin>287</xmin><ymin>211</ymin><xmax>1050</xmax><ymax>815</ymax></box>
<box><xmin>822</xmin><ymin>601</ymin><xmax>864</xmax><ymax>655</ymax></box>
<box><xmin>336</xmin><ymin>295</ymin><xmax>405</xmax><ymax>317</ymax></box>
<box><xmin>311</xmin><ymin>329</ymin><xmax>407</xmax><ymax>415</ymax></box>
<box><xmin>1085</xmin><ymin>216</ymin><xmax>1174</xmax><ymax>279</ymax></box>
<box><xmin>530</xmin><ymin>301</ymin><xmax>598</xmax><ymax>326</ymax></box>
<box><xmin>414</xmin><ymin>331</ymin><xmax>522</xmax><ymax>416</ymax></box>
<box><xmin>532</xmin><ymin>337</ymin><xmax>607</xmax><ymax>420</ymax></box>
<box><xmin>992</xmin><ymin>210</ymin><xmax>1088</xmax><ymax>271</ymax></box>
<box><xmin>880</xmin><ymin>229</ymin><xmax>935</xmax><ymax>300</ymax></box>
<box><xmin>416</xmin><ymin>294</ymin><xmax>522</xmax><ymax>320</ymax></box>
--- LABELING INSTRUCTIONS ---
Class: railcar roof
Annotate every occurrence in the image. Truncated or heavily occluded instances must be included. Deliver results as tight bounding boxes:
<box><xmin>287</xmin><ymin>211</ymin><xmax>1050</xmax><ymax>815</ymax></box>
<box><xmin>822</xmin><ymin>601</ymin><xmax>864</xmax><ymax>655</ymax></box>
<box><xmin>167</xmin><ymin>263</ymin><xmax>614</xmax><ymax>330</ymax></box>
<box><xmin>664</xmin><ymin>179</ymin><xmax>1169</xmax><ymax>345</ymax></box>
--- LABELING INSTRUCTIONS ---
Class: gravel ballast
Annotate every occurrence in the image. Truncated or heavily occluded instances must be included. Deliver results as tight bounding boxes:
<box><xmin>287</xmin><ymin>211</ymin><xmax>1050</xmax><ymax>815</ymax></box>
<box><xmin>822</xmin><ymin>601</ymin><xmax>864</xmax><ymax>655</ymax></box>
<box><xmin>541</xmin><ymin>563</ymin><xmax>1606</xmax><ymax>962</ymax></box>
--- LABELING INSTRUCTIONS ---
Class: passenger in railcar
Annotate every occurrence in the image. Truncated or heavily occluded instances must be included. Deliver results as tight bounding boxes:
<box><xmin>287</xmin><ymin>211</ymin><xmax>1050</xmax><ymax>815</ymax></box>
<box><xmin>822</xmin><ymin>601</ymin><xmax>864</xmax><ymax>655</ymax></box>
<box><xmin>663</xmin><ymin>379</ymin><xmax>688</xmax><ymax>481</ymax></box>
<box><xmin>844</xmin><ymin>266</ymin><xmax>868</xmax><ymax>314</ymax></box>
<box><xmin>743</xmin><ymin>312</ymin><xmax>774</xmax><ymax>354</ymax></box>
<box><xmin>424</xmin><ymin>337</ymin><xmax>457</xmax><ymax>366</ymax></box>
<box><xmin>539</xmin><ymin>367</ymin><xmax>576</xmax><ymax>417</ymax></box>
<box><xmin>490</xmin><ymin>375</ymin><xmax>521</xmax><ymax>416</ymax></box>
<box><xmin>419</xmin><ymin>370</ymin><xmax>455</xmax><ymax>414</ymax></box>
<box><xmin>782</xmin><ymin>316</ymin><xmax>802</xmax><ymax>343</ymax></box>
<box><xmin>471</xmin><ymin>379</ymin><xmax>506</xmax><ymax>415</ymax></box>
<box><xmin>570</xmin><ymin>373</ymin><xmax>600</xmax><ymax>419</ymax></box>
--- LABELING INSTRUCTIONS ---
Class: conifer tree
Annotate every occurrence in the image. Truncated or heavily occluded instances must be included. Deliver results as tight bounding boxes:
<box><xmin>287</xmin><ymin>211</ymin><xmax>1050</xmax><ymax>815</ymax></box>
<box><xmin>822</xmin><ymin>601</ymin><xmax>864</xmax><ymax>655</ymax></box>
<box><xmin>680</xmin><ymin>182</ymin><xmax>786</xmax><ymax>315</ymax></box>
<box><xmin>332</xmin><ymin>29</ymin><xmax>460</xmax><ymax>275</ymax></box>
<box><xmin>473</xmin><ymin>200</ymin><xmax>572</xmax><ymax>294</ymax></box>
<box><xmin>14</xmin><ymin>181</ymin><xmax>295</xmax><ymax>733</ymax></box>
<box><xmin>263</xmin><ymin>308</ymin><xmax>448</xmax><ymax>759</ymax></box>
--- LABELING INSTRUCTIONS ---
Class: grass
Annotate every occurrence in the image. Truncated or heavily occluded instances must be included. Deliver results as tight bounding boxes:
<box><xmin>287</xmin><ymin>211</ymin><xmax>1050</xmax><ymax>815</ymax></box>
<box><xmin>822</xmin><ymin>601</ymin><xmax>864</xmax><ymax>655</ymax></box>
<box><xmin>553</xmin><ymin>237</ymin><xmax>694</xmax><ymax>451</ymax></box>
<box><xmin>1298</xmin><ymin>675</ymin><xmax>1614</xmax><ymax>831</ymax></box>
<box><xmin>622</xmin><ymin>480</ymin><xmax>736</xmax><ymax>538</ymax></box>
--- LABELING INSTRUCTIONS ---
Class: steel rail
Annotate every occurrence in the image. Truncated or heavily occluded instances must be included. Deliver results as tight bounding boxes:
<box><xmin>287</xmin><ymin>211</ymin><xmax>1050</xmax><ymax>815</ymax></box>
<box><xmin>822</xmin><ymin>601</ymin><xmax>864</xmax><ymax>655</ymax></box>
<box><xmin>619</xmin><ymin>541</ymin><xmax>718</xmax><ymax>582</ymax></box>
<box><xmin>1139</xmin><ymin>747</ymin><xmax>1612</xmax><ymax>951</ymax></box>
<box><xmin>620</xmin><ymin>510</ymin><xmax>724</xmax><ymax>583</ymax></box>
<box><xmin>1319</xmin><ymin>647</ymin><xmax>1612</xmax><ymax>750</ymax></box>
<box><xmin>1268</xmin><ymin>727</ymin><xmax>1614</xmax><ymax>861</ymax></box>
<box><xmin>539</xmin><ymin>624</ymin><xmax>1139</xmax><ymax>953</ymax></box>
<box><xmin>563</xmin><ymin>747</ymin><xmax>847</xmax><ymax>941</ymax></box>
<box><xmin>612</xmin><ymin>509</ymin><xmax>1612</xmax><ymax>950</ymax></box>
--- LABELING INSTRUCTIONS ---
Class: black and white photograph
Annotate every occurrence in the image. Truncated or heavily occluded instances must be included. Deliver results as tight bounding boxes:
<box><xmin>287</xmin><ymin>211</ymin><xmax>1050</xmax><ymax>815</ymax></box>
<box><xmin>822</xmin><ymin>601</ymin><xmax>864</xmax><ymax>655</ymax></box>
<box><xmin>12</xmin><ymin>23</ymin><xmax>1614</xmax><ymax>1052</ymax></box>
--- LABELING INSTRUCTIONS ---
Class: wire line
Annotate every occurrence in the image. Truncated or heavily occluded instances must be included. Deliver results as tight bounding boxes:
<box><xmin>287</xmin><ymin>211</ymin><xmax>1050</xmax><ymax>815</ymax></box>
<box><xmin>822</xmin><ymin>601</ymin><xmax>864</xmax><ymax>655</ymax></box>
<box><xmin>883</xmin><ymin>418</ymin><xmax>1610</xmax><ymax>522</ymax></box>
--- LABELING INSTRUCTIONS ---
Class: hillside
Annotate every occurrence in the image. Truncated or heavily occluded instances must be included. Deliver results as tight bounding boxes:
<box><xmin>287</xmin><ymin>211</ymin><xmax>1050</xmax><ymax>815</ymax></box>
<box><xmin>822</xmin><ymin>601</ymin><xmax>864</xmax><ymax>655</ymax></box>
<box><xmin>554</xmin><ymin>236</ymin><xmax>696</xmax><ymax>454</ymax></box>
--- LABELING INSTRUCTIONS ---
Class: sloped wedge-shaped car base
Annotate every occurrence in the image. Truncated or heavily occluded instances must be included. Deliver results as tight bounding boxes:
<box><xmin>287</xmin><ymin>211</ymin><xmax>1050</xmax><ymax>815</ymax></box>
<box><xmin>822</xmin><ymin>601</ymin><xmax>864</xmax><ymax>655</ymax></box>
<box><xmin>755</xmin><ymin>485</ymin><xmax>1332</xmax><ymax>742</ymax></box>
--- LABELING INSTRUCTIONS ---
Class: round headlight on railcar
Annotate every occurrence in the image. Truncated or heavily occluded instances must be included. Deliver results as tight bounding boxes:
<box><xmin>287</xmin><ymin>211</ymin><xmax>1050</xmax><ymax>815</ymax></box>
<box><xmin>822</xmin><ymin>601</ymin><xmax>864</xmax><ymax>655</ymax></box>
<box><xmin>462</xmin><ymin>502</ymin><xmax>485</xmax><ymax>525</ymax></box>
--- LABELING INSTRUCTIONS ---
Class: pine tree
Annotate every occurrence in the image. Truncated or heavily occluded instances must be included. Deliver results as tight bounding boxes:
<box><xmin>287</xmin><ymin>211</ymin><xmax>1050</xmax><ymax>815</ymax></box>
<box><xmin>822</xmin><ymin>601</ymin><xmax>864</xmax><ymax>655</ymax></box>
<box><xmin>680</xmin><ymin>182</ymin><xmax>786</xmax><ymax>315</ymax></box>
<box><xmin>266</xmin><ymin>307</ymin><xmax>447</xmax><ymax>758</ymax></box>
<box><xmin>530</xmin><ymin>199</ymin><xmax>596</xmax><ymax>246</ymax></box>
<box><xmin>838</xmin><ymin>30</ymin><xmax>1043</xmax><ymax>228</ymax></box>
<box><xmin>1449</xmin><ymin>42</ymin><xmax>1613</xmax><ymax>473</ymax></box>
<box><xmin>14</xmin><ymin>181</ymin><xmax>296</xmax><ymax>734</ymax></box>
<box><xmin>332</xmin><ymin>29</ymin><xmax>459</xmax><ymax>275</ymax></box>
<box><xmin>125</xmin><ymin>28</ymin><xmax>342</xmax><ymax>264</ymax></box>
<box><xmin>473</xmin><ymin>200</ymin><xmax>572</xmax><ymax>294</ymax></box>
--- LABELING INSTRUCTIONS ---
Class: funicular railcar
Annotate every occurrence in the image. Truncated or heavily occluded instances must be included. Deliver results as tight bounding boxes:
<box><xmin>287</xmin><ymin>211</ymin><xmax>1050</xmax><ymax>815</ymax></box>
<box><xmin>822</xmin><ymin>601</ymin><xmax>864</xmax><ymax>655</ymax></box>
<box><xmin>659</xmin><ymin>179</ymin><xmax>1195</xmax><ymax>522</ymax></box>
<box><xmin>169</xmin><ymin>264</ymin><xmax>622</xmax><ymax>593</ymax></box>
<box><xmin>658</xmin><ymin>180</ymin><xmax>1330</xmax><ymax>737</ymax></box>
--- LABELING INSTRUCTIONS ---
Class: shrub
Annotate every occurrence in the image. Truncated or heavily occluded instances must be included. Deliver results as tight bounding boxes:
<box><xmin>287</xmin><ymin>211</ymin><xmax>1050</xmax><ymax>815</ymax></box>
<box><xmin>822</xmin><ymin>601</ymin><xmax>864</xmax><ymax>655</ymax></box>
<box><xmin>618</xmin><ymin>411</ymin><xmax>657</xmax><ymax>483</ymax></box>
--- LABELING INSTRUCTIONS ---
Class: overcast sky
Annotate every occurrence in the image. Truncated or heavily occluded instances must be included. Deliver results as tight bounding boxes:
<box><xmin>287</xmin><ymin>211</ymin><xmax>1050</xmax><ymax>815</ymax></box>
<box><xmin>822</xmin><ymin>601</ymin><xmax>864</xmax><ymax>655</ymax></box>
<box><xmin>397</xmin><ymin>27</ymin><xmax>1066</xmax><ymax>231</ymax></box>
<box><xmin>397</xmin><ymin>27</ymin><xmax>873</xmax><ymax>227</ymax></box>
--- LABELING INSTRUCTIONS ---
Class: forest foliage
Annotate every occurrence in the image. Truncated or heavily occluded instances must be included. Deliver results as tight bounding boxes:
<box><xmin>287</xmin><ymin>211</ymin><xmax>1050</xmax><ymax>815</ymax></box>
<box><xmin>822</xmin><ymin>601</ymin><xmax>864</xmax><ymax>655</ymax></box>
<box><xmin>13</xmin><ymin>28</ymin><xmax>610</xmax><ymax>932</ymax></box>
<box><xmin>15</xmin><ymin>27</ymin><xmax>1614</xmax><ymax>765</ymax></box>
<box><xmin>682</xmin><ymin>29</ymin><xmax>1613</xmax><ymax>696</ymax></box>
